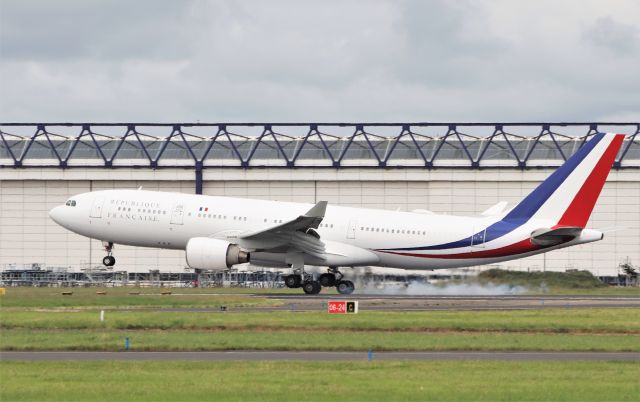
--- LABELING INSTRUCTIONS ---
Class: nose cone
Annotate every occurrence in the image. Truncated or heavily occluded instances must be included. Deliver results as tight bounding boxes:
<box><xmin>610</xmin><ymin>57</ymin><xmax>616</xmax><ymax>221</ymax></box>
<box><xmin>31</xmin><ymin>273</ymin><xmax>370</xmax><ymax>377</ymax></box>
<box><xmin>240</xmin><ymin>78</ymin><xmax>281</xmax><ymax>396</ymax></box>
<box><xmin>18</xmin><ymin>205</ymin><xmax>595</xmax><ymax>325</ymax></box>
<box><xmin>49</xmin><ymin>205</ymin><xmax>65</xmax><ymax>225</ymax></box>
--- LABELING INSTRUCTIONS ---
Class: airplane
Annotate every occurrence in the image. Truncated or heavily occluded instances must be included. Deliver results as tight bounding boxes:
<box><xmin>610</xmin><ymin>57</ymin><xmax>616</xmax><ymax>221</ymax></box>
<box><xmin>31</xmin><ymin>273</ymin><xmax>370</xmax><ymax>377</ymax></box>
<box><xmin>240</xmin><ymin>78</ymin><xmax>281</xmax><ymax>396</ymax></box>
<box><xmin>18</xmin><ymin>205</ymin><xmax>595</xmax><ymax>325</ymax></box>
<box><xmin>49</xmin><ymin>132</ymin><xmax>625</xmax><ymax>295</ymax></box>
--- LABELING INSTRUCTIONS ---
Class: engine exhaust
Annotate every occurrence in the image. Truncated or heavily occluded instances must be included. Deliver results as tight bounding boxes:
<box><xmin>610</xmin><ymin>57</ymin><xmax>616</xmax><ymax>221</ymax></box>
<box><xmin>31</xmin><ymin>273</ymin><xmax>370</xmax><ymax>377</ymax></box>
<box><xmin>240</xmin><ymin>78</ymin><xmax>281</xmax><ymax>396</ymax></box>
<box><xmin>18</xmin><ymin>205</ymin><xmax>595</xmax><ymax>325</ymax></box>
<box><xmin>227</xmin><ymin>244</ymin><xmax>250</xmax><ymax>267</ymax></box>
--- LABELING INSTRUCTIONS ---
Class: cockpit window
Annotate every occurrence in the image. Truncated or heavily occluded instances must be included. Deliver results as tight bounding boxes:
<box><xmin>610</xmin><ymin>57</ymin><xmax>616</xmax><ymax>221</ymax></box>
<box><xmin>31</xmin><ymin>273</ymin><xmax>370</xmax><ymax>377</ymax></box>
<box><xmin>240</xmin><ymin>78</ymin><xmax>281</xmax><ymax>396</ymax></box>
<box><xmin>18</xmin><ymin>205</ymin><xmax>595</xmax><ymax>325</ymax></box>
<box><xmin>65</xmin><ymin>200</ymin><xmax>77</xmax><ymax>207</ymax></box>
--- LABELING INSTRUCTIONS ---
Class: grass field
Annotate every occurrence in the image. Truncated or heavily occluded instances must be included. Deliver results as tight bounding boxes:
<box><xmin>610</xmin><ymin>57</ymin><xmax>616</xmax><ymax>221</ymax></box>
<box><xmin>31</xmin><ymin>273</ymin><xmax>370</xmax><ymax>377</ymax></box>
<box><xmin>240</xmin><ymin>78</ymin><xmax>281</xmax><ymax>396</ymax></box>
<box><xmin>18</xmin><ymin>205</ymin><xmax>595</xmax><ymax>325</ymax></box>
<box><xmin>2</xmin><ymin>287</ymin><xmax>639</xmax><ymax>401</ymax></box>
<box><xmin>2</xmin><ymin>360</ymin><xmax>639</xmax><ymax>402</ymax></box>
<box><xmin>2</xmin><ymin>309</ymin><xmax>638</xmax><ymax>351</ymax></box>
<box><xmin>3</xmin><ymin>328</ymin><xmax>639</xmax><ymax>352</ymax></box>
<box><xmin>0</xmin><ymin>286</ymin><xmax>289</xmax><ymax>308</ymax></box>
<box><xmin>527</xmin><ymin>287</ymin><xmax>640</xmax><ymax>296</ymax></box>
<box><xmin>1</xmin><ymin>287</ymin><xmax>639</xmax><ymax>352</ymax></box>
<box><xmin>3</xmin><ymin>308</ymin><xmax>639</xmax><ymax>332</ymax></box>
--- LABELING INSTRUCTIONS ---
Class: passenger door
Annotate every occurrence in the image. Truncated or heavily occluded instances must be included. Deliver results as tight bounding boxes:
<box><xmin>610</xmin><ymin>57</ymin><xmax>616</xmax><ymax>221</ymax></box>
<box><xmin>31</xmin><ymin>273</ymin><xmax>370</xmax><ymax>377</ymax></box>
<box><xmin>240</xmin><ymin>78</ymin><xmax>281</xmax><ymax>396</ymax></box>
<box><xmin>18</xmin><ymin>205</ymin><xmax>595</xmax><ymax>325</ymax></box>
<box><xmin>170</xmin><ymin>203</ymin><xmax>185</xmax><ymax>225</ymax></box>
<box><xmin>470</xmin><ymin>227</ymin><xmax>486</xmax><ymax>248</ymax></box>
<box><xmin>90</xmin><ymin>196</ymin><xmax>105</xmax><ymax>218</ymax></box>
<box><xmin>347</xmin><ymin>219</ymin><xmax>357</xmax><ymax>239</ymax></box>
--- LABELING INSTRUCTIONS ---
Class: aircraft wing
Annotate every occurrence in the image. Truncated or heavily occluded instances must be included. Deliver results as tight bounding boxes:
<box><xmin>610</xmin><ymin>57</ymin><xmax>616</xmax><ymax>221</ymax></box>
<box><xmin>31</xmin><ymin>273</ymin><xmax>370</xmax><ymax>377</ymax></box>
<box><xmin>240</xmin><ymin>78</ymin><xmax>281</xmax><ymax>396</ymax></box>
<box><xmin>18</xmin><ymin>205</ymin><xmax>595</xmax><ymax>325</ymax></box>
<box><xmin>530</xmin><ymin>227</ymin><xmax>583</xmax><ymax>246</ymax></box>
<box><xmin>232</xmin><ymin>200</ymin><xmax>379</xmax><ymax>267</ymax></box>
<box><xmin>236</xmin><ymin>201</ymin><xmax>328</xmax><ymax>258</ymax></box>
<box><xmin>240</xmin><ymin>201</ymin><xmax>327</xmax><ymax>238</ymax></box>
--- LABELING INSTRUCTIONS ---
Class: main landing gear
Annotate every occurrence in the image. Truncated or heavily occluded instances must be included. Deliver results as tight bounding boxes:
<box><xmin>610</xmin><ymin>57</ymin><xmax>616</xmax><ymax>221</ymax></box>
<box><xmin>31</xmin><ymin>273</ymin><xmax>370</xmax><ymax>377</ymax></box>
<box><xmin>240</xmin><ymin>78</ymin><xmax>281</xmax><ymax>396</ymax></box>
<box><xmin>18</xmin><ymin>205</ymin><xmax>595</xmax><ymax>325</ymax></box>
<box><xmin>284</xmin><ymin>267</ymin><xmax>355</xmax><ymax>295</ymax></box>
<box><xmin>102</xmin><ymin>241</ymin><xmax>116</xmax><ymax>267</ymax></box>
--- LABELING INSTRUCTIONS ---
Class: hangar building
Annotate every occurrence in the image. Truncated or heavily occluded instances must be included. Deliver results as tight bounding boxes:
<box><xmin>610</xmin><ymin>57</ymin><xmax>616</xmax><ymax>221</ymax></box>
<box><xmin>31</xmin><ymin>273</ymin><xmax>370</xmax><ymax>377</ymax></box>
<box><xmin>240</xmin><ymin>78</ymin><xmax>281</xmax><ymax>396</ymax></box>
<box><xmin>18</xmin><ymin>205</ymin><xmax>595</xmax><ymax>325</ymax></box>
<box><xmin>1</xmin><ymin>123</ymin><xmax>638</xmax><ymax>277</ymax></box>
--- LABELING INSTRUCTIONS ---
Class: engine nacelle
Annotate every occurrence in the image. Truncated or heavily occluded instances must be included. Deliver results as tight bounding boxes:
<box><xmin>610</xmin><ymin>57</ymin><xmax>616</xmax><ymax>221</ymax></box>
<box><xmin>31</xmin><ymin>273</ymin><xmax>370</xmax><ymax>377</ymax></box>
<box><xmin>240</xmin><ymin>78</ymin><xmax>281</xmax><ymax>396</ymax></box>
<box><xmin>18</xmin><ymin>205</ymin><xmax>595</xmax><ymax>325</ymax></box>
<box><xmin>185</xmin><ymin>237</ymin><xmax>250</xmax><ymax>271</ymax></box>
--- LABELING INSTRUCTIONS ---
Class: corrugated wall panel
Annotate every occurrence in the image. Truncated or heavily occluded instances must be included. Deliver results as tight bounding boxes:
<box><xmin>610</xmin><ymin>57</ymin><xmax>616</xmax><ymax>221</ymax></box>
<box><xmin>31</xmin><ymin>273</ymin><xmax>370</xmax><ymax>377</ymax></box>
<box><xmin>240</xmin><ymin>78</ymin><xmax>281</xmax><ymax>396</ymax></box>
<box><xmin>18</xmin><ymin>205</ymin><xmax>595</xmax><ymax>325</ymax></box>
<box><xmin>1</xmin><ymin>170</ymin><xmax>638</xmax><ymax>275</ymax></box>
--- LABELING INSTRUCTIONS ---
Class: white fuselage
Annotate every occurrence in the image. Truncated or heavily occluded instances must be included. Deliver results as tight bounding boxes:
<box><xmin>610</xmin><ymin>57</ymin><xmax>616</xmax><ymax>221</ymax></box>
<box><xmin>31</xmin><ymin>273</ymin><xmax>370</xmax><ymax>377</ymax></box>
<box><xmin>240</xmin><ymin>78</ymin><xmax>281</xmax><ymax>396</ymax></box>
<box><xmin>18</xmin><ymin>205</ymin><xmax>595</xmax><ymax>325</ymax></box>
<box><xmin>49</xmin><ymin>189</ymin><xmax>601</xmax><ymax>271</ymax></box>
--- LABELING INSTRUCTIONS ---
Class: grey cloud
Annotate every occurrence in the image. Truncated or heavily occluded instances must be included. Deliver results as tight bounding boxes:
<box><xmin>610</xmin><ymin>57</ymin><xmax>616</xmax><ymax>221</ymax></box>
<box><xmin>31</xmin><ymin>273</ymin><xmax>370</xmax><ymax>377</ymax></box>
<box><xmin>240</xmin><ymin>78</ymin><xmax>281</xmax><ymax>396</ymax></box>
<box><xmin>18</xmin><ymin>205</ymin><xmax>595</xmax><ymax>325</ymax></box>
<box><xmin>182</xmin><ymin>1</ymin><xmax>403</xmax><ymax>89</ymax></box>
<box><xmin>582</xmin><ymin>16</ymin><xmax>639</xmax><ymax>54</ymax></box>
<box><xmin>0</xmin><ymin>0</ymin><xmax>197</xmax><ymax>60</ymax></box>
<box><xmin>0</xmin><ymin>0</ymin><xmax>638</xmax><ymax>123</ymax></box>
<box><xmin>394</xmin><ymin>0</ymin><xmax>510</xmax><ymax>88</ymax></box>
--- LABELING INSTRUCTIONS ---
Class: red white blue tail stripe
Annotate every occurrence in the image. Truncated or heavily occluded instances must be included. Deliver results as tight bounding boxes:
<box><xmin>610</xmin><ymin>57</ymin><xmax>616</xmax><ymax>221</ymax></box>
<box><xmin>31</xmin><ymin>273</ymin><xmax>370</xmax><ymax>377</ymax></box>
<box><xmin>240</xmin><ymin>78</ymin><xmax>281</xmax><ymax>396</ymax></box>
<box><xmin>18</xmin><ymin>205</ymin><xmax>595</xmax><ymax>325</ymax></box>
<box><xmin>377</xmin><ymin>133</ymin><xmax>625</xmax><ymax>260</ymax></box>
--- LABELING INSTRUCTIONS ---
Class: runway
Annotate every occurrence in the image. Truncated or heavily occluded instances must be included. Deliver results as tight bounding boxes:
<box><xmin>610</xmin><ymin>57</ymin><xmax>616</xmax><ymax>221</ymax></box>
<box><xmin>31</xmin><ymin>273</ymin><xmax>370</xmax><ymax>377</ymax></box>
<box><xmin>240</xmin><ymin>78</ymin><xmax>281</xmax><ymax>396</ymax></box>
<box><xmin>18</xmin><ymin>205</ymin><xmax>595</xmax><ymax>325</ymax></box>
<box><xmin>3</xmin><ymin>351</ymin><xmax>639</xmax><ymax>361</ymax></box>
<box><xmin>149</xmin><ymin>294</ymin><xmax>640</xmax><ymax>313</ymax></box>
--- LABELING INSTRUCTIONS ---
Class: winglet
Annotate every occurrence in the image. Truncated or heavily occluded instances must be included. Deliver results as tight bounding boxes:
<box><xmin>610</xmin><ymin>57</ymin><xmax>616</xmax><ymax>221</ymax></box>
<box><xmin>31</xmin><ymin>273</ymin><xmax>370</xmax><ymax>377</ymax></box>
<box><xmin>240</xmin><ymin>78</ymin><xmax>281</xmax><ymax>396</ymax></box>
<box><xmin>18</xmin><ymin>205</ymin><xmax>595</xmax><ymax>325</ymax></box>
<box><xmin>305</xmin><ymin>201</ymin><xmax>328</xmax><ymax>218</ymax></box>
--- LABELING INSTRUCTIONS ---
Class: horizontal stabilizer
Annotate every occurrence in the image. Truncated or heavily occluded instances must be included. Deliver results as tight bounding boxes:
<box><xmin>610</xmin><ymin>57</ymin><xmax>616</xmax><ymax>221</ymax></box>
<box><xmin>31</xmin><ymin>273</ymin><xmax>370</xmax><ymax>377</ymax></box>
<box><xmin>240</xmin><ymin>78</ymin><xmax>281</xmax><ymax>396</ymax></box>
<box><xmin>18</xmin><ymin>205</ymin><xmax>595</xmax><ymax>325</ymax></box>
<box><xmin>411</xmin><ymin>209</ymin><xmax>435</xmax><ymax>214</ymax></box>
<box><xmin>530</xmin><ymin>227</ymin><xmax>583</xmax><ymax>246</ymax></box>
<box><xmin>481</xmin><ymin>201</ymin><xmax>508</xmax><ymax>216</ymax></box>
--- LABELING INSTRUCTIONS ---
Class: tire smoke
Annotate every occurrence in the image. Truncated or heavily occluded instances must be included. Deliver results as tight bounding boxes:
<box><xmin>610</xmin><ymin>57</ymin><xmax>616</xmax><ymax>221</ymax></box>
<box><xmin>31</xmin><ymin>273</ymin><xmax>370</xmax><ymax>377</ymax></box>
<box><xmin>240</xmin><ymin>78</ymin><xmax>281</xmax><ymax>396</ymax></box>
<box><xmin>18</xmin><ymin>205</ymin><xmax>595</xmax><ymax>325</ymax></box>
<box><xmin>359</xmin><ymin>281</ymin><xmax>528</xmax><ymax>296</ymax></box>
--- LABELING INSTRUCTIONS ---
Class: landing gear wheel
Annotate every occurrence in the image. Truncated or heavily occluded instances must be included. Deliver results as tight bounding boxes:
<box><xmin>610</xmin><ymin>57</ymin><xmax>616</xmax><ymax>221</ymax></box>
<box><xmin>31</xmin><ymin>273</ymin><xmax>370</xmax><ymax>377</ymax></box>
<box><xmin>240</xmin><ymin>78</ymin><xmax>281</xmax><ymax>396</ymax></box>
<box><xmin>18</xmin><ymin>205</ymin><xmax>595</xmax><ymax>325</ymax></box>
<box><xmin>319</xmin><ymin>273</ymin><xmax>336</xmax><ymax>287</ymax></box>
<box><xmin>336</xmin><ymin>280</ymin><xmax>355</xmax><ymax>295</ymax></box>
<box><xmin>284</xmin><ymin>274</ymin><xmax>302</xmax><ymax>288</ymax></box>
<box><xmin>102</xmin><ymin>256</ymin><xmax>116</xmax><ymax>267</ymax></box>
<box><xmin>302</xmin><ymin>281</ymin><xmax>322</xmax><ymax>295</ymax></box>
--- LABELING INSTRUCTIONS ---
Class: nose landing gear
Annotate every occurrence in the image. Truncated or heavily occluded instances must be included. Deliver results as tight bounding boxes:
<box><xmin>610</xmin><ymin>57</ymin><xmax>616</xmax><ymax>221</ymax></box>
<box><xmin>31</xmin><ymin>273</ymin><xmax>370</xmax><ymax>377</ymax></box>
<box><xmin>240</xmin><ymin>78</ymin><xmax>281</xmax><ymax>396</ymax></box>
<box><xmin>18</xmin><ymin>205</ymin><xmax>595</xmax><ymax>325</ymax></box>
<box><xmin>102</xmin><ymin>241</ymin><xmax>116</xmax><ymax>267</ymax></box>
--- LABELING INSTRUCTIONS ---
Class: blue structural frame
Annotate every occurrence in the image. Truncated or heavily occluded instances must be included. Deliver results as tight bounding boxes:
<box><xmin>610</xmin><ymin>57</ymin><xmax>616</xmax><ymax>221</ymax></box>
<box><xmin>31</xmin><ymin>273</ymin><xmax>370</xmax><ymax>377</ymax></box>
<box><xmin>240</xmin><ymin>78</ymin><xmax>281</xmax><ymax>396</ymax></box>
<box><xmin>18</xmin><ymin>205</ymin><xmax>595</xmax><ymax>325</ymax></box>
<box><xmin>1</xmin><ymin>123</ymin><xmax>638</xmax><ymax>194</ymax></box>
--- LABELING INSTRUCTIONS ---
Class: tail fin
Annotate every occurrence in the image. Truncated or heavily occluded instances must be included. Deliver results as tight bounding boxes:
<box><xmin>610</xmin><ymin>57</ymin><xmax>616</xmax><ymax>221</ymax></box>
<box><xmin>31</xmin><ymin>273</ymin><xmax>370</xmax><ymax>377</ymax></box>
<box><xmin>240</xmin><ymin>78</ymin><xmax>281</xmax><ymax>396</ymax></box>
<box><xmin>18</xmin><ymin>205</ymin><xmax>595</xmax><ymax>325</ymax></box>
<box><xmin>504</xmin><ymin>133</ymin><xmax>625</xmax><ymax>228</ymax></box>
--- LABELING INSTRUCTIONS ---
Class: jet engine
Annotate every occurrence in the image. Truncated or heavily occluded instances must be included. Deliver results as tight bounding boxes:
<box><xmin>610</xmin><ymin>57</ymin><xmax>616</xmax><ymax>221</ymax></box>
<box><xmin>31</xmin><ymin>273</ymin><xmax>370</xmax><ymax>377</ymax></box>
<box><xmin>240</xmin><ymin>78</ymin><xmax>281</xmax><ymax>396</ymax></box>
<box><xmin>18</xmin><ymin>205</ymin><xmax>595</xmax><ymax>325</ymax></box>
<box><xmin>185</xmin><ymin>237</ymin><xmax>250</xmax><ymax>271</ymax></box>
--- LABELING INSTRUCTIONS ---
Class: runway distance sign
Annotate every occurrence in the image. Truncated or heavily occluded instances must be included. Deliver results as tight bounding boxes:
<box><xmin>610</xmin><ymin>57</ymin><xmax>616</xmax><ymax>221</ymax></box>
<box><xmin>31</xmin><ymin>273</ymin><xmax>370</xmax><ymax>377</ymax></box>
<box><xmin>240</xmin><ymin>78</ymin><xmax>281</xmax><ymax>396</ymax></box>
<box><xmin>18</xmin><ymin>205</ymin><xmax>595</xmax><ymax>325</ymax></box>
<box><xmin>327</xmin><ymin>301</ymin><xmax>358</xmax><ymax>314</ymax></box>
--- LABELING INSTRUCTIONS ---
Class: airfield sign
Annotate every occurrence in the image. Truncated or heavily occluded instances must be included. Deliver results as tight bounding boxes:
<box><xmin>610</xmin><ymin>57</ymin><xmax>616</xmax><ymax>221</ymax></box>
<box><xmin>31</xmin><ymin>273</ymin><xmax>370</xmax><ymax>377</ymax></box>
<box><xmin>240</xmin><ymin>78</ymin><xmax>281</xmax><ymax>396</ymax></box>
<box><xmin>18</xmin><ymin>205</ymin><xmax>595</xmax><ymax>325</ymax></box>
<box><xmin>327</xmin><ymin>300</ymin><xmax>358</xmax><ymax>314</ymax></box>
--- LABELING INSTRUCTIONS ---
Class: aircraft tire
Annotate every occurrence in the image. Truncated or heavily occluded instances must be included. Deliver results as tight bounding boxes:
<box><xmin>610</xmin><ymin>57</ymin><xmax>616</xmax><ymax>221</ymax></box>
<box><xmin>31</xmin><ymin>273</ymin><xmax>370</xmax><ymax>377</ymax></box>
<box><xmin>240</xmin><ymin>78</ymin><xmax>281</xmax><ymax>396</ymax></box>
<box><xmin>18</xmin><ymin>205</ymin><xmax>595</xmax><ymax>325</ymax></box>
<box><xmin>284</xmin><ymin>274</ymin><xmax>302</xmax><ymax>288</ymax></box>
<box><xmin>302</xmin><ymin>281</ymin><xmax>321</xmax><ymax>295</ymax></box>
<box><xmin>103</xmin><ymin>256</ymin><xmax>115</xmax><ymax>267</ymax></box>
<box><xmin>336</xmin><ymin>280</ymin><xmax>354</xmax><ymax>295</ymax></box>
<box><xmin>319</xmin><ymin>273</ymin><xmax>336</xmax><ymax>287</ymax></box>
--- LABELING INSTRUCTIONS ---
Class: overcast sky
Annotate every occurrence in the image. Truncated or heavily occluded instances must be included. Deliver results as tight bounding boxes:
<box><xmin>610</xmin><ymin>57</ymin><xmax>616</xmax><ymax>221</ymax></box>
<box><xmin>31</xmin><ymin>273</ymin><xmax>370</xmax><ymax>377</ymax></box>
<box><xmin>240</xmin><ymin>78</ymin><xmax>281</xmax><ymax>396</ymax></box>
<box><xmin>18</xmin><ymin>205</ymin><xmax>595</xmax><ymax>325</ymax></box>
<box><xmin>1</xmin><ymin>0</ymin><xmax>639</xmax><ymax>123</ymax></box>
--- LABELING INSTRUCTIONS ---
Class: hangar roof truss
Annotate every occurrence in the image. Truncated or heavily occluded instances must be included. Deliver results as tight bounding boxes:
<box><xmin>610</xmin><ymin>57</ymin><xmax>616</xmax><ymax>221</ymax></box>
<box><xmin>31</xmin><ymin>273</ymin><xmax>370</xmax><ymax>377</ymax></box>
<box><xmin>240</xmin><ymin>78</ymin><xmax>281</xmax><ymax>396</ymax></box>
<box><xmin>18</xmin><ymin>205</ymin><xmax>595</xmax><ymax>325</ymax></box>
<box><xmin>1</xmin><ymin>123</ymin><xmax>638</xmax><ymax>169</ymax></box>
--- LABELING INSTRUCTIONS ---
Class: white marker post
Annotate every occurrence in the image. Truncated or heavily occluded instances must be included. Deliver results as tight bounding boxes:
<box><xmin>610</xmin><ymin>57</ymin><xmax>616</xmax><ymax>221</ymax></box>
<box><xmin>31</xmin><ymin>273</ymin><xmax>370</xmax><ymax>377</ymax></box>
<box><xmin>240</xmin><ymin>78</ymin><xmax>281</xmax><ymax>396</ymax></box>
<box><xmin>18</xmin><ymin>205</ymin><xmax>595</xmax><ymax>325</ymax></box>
<box><xmin>100</xmin><ymin>310</ymin><xmax>105</xmax><ymax>322</ymax></box>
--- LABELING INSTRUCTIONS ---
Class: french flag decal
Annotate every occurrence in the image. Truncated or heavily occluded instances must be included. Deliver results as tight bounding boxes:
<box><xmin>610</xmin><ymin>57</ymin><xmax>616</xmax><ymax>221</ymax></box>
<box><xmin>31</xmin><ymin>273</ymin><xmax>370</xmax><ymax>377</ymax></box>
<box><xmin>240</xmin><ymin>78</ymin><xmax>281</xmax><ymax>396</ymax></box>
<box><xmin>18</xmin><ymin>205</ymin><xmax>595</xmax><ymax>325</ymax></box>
<box><xmin>199</xmin><ymin>207</ymin><xmax>209</xmax><ymax>212</ymax></box>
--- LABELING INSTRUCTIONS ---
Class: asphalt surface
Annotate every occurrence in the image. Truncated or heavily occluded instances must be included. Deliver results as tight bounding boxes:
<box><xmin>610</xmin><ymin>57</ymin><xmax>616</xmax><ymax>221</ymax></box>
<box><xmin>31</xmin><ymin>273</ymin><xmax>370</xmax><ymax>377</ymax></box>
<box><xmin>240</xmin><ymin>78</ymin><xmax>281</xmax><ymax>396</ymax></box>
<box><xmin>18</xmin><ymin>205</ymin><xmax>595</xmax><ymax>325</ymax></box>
<box><xmin>3</xmin><ymin>351</ymin><xmax>639</xmax><ymax>361</ymax></box>
<box><xmin>144</xmin><ymin>294</ymin><xmax>640</xmax><ymax>313</ymax></box>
